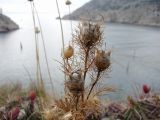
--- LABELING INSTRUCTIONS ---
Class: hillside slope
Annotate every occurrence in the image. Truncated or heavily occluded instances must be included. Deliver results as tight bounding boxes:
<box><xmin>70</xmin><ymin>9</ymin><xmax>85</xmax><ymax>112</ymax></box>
<box><xmin>0</xmin><ymin>14</ymin><xmax>19</xmax><ymax>32</ymax></box>
<box><xmin>63</xmin><ymin>0</ymin><xmax>160</xmax><ymax>26</ymax></box>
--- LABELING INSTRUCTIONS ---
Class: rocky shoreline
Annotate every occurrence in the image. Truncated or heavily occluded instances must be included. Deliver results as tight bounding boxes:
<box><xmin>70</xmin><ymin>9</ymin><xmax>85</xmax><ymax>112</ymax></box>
<box><xmin>63</xmin><ymin>0</ymin><xmax>160</xmax><ymax>27</ymax></box>
<box><xmin>0</xmin><ymin>14</ymin><xmax>19</xmax><ymax>32</ymax></box>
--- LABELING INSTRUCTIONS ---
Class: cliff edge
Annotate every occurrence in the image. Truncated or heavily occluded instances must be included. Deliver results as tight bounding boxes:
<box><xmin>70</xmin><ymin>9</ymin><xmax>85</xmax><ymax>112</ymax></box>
<box><xmin>0</xmin><ymin>14</ymin><xmax>19</xmax><ymax>32</ymax></box>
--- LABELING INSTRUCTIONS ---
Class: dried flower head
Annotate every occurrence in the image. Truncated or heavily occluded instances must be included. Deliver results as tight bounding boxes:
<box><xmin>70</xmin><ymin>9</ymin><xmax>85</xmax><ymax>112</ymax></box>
<box><xmin>64</xmin><ymin>45</ymin><xmax>74</xmax><ymax>59</ymax></box>
<box><xmin>35</xmin><ymin>27</ymin><xmax>40</xmax><ymax>34</ymax></box>
<box><xmin>65</xmin><ymin>70</ymin><xmax>84</xmax><ymax>95</ymax></box>
<box><xmin>95</xmin><ymin>50</ymin><xmax>111</xmax><ymax>71</ymax></box>
<box><xmin>65</xmin><ymin>0</ymin><xmax>72</xmax><ymax>5</ymax></box>
<box><xmin>74</xmin><ymin>22</ymin><xmax>103</xmax><ymax>49</ymax></box>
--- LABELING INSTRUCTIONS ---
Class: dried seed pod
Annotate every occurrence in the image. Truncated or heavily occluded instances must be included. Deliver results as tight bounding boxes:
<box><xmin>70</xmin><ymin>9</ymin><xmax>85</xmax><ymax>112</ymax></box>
<box><xmin>64</xmin><ymin>45</ymin><xmax>74</xmax><ymax>59</ymax></box>
<box><xmin>70</xmin><ymin>70</ymin><xmax>82</xmax><ymax>81</ymax></box>
<box><xmin>65</xmin><ymin>70</ymin><xmax>84</xmax><ymax>95</ymax></box>
<box><xmin>65</xmin><ymin>0</ymin><xmax>71</xmax><ymax>5</ymax></box>
<box><xmin>83</xmin><ymin>23</ymin><xmax>101</xmax><ymax>48</ymax></box>
<box><xmin>95</xmin><ymin>50</ymin><xmax>111</xmax><ymax>71</ymax></box>
<box><xmin>35</xmin><ymin>27</ymin><xmax>40</xmax><ymax>34</ymax></box>
<box><xmin>74</xmin><ymin>22</ymin><xmax>102</xmax><ymax>49</ymax></box>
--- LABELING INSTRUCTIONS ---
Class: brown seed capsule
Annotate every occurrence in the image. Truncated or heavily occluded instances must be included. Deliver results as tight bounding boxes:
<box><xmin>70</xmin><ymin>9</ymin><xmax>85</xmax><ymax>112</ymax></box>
<box><xmin>35</xmin><ymin>27</ymin><xmax>40</xmax><ymax>34</ymax></box>
<box><xmin>65</xmin><ymin>0</ymin><xmax>71</xmax><ymax>5</ymax></box>
<box><xmin>64</xmin><ymin>45</ymin><xmax>74</xmax><ymax>59</ymax></box>
<box><xmin>66</xmin><ymin>70</ymin><xmax>84</xmax><ymax>95</ymax></box>
<box><xmin>95</xmin><ymin>50</ymin><xmax>111</xmax><ymax>71</ymax></box>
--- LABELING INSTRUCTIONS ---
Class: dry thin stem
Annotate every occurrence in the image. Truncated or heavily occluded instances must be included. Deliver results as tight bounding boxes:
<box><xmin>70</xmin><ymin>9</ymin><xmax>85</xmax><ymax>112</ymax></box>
<box><xmin>87</xmin><ymin>70</ymin><xmax>101</xmax><ymax>100</ymax></box>
<box><xmin>30</xmin><ymin>2</ymin><xmax>43</xmax><ymax>89</ymax></box>
<box><xmin>33</xmin><ymin>3</ymin><xmax>54</xmax><ymax>95</ymax></box>
<box><xmin>55</xmin><ymin>0</ymin><xmax>67</xmax><ymax>85</ymax></box>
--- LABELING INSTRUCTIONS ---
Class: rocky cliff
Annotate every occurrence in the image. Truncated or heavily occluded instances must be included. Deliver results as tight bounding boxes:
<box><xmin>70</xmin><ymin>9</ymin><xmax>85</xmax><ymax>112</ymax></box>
<box><xmin>63</xmin><ymin>0</ymin><xmax>160</xmax><ymax>26</ymax></box>
<box><xmin>0</xmin><ymin>14</ymin><xmax>19</xmax><ymax>32</ymax></box>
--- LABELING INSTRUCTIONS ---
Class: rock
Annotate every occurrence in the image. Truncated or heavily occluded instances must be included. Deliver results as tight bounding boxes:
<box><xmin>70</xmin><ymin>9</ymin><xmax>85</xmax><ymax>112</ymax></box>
<box><xmin>63</xmin><ymin>0</ymin><xmax>160</xmax><ymax>27</ymax></box>
<box><xmin>0</xmin><ymin>14</ymin><xmax>19</xmax><ymax>32</ymax></box>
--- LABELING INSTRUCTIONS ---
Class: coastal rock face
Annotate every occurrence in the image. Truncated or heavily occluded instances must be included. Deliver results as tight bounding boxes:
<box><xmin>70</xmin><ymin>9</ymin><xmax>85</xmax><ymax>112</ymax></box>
<box><xmin>0</xmin><ymin>14</ymin><xmax>19</xmax><ymax>32</ymax></box>
<box><xmin>63</xmin><ymin>0</ymin><xmax>160</xmax><ymax>26</ymax></box>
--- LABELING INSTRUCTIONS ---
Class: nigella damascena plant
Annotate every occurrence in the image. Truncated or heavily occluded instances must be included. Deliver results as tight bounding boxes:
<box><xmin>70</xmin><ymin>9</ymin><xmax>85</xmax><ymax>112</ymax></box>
<box><xmin>95</xmin><ymin>50</ymin><xmax>111</xmax><ymax>72</ymax></box>
<box><xmin>74</xmin><ymin>22</ymin><xmax>102</xmax><ymax>49</ymax></box>
<box><xmin>64</xmin><ymin>45</ymin><xmax>74</xmax><ymax>59</ymax></box>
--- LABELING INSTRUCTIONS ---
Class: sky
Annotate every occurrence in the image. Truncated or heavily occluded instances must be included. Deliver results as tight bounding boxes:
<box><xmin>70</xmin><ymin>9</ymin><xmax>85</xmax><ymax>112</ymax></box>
<box><xmin>0</xmin><ymin>0</ymin><xmax>91</xmax><ymax>16</ymax></box>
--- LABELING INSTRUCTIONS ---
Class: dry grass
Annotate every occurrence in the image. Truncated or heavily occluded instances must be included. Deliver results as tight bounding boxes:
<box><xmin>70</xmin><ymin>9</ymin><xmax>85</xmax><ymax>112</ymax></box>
<box><xmin>0</xmin><ymin>83</ymin><xmax>24</xmax><ymax>107</ymax></box>
<box><xmin>43</xmin><ymin>96</ymin><xmax>105</xmax><ymax>120</ymax></box>
<box><xmin>0</xmin><ymin>81</ymin><xmax>50</xmax><ymax>120</ymax></box>
<box><xmin>1</xmin><ymin>82</ymin><xmax>160</xmax><ymax>120</ymax></box>
<box><xmin>123</xmin><ymin>96</ymin><xmax>160</xmax><ymax>120</ymax></box>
